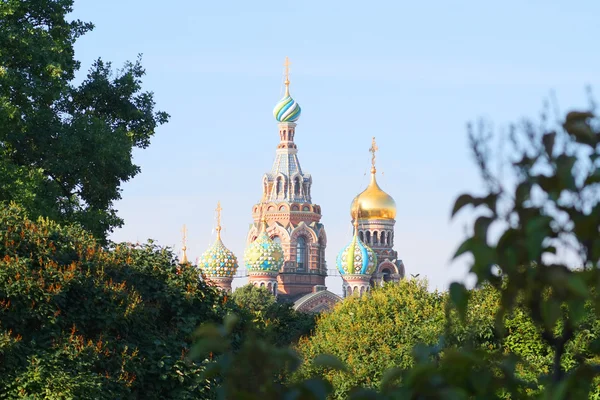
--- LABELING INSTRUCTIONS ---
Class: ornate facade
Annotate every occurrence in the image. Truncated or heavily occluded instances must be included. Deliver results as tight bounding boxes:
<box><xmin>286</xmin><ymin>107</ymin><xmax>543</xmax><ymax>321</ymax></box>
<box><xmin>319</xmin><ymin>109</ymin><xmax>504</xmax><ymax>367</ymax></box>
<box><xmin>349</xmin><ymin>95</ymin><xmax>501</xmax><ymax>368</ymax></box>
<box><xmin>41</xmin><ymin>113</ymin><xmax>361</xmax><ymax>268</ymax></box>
<box><xmin>246</xmin><ymin>58</ymin><xmax>327</xmax><ymax>299</ymax></box>
<box><xmin>183</xmin><ymin>59</ymin><xmax>407</xmax><ymax>312</ymax></box>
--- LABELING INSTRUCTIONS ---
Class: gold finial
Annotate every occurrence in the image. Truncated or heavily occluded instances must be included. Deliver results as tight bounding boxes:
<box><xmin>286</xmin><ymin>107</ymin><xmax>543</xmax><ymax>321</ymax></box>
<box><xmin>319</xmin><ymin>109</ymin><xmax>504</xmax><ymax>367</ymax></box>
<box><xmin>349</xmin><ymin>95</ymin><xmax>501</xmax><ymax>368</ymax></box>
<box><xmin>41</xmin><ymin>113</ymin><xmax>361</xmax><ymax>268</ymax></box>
<box><xmin>215</xmin><ymin>202</ymin><xmax>223</xmax><ymax>240</ymax></box>
<box><xmin>353</xmin><ymin>203</ymin><xmax>360</xmax><ymax>234</ymax></box>
<box><xmin>181</xmin><ymin>224</ymin><xmax>189</xmax><ymax>264</ymax></box>
<box><xmin>283</xmin><ymin>56</ymin><xmax>291</xmax><ymax>96</ymax></box>
<box><xmin>369</xmin><ymin>136</ymin><xmax>378</xmax><ymax>174</ymax></box>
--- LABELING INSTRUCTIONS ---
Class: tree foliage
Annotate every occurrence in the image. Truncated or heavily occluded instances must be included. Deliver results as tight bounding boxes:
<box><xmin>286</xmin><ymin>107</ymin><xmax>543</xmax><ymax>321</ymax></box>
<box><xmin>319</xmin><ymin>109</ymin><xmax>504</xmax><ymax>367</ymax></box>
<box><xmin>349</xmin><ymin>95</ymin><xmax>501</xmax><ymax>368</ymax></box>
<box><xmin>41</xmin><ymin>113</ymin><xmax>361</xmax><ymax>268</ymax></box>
<box><xmin>0</xmin><ymin>203</ymin><xmax>229</xmax><ymax>398</ymax></box>
<box><xmin>0</xmin><ymin>0</ymin><xmax>169</xmax><ymax>239</ymax></box>
<box><xmin>231</xmin><ymin>284</ymin><xmax>316</xmax><ymax>347</ymax></box>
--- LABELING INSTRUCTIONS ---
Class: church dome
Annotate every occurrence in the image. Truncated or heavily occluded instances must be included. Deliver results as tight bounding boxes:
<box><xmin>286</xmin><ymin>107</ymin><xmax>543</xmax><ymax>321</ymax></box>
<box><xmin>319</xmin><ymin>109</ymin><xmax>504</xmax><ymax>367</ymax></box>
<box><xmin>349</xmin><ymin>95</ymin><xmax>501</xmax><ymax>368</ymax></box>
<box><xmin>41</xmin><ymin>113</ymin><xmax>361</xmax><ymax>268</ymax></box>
<box><xmin>199</xmin><ymin>237</ymin><xmax>239</xmax><ymax>278</ymax></box>
<box><xmin>351</xmin><ymin>172</ymin><xmax>396</xmax><ymax>220</ymax></box>
<box><xmin>336</xmin><ymin>229</ymin><xmax>377</xmax><ymax>275</ymax></box>
<box><xmin>244</xmin><ymin>227</ymin><xmax>284</xmax><ymax>272</ymax></box>
<box><xmin>273</xmin><ymin>93</ymin><xmax>301</xmax><ymax>122</ymax></box>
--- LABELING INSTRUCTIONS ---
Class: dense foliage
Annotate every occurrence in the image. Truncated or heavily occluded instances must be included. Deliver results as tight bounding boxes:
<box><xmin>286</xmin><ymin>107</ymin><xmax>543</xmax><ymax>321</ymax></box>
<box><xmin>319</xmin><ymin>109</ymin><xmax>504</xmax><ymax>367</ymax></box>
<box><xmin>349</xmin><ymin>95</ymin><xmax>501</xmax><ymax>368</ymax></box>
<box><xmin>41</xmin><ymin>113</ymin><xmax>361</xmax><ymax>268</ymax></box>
<box><xmin>0</xmin><ymin>0</ymin><xmax>169</xmax><ymax>239</ymax></box>
<box><xmin>0</xmin><ymin>203</ymin><xmax>229</xmax><ymax>399</ymax></box>
<box><xmin>231</xmin><ymin>284</ymin><xmax>315</xmax><ymax>347</ymax></box>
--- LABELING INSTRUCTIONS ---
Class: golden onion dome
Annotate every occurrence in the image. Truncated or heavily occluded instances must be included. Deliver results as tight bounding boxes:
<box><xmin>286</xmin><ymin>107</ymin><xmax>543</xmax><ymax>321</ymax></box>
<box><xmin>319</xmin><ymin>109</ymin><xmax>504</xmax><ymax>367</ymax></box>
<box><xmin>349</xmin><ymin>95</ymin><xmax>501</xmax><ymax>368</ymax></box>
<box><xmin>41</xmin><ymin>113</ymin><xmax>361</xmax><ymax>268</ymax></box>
<box><xmin>351</xmin><ymin>172</ymin><xmax>396</xmax><ymax>220</ymax></box>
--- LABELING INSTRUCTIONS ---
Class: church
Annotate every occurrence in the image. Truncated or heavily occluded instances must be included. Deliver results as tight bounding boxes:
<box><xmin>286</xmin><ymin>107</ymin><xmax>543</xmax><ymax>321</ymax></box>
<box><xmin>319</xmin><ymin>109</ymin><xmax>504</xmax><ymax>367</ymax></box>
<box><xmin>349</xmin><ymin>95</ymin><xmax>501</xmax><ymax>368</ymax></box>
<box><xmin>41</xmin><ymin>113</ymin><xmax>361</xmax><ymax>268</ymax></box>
<box><xmin>193</xmin><ymin>58</ymin><xmax>405</xmax><ymax>313</ymax></box>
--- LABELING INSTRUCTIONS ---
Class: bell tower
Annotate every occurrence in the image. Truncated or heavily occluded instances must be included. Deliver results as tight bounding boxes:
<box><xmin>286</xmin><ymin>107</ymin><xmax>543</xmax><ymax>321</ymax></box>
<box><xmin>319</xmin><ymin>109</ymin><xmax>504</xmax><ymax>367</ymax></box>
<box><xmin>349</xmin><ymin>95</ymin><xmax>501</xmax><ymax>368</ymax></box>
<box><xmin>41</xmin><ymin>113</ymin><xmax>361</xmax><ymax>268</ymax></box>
<box><xmin>246</xmin><ymin>58</ymin><xmax>327</xmax><ymax>299</ymax></box>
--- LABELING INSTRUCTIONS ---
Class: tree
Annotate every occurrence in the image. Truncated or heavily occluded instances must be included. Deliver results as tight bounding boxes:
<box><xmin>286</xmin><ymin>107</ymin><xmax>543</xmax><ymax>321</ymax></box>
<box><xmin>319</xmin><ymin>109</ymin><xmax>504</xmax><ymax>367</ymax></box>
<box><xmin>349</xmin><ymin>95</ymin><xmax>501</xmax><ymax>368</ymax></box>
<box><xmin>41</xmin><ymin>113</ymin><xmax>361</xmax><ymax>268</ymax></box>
<box><xmin>0</xmin><ymin>203</ymin><xmax>230</xmax><ymax>398</ymax></box>
<box><xmin>0</xmin><ymin>0</ymin><xmax>169</xmax><ymax>240</ymax></box>
<box><xmin>295</xmin><ymin>280</ymin><xmax>447</xmax><ymax>398</ymax></box>
<box><xmin>231</xmin><ymin>284</ymin><xmax>315</xmax><ymax>347</ymax></box>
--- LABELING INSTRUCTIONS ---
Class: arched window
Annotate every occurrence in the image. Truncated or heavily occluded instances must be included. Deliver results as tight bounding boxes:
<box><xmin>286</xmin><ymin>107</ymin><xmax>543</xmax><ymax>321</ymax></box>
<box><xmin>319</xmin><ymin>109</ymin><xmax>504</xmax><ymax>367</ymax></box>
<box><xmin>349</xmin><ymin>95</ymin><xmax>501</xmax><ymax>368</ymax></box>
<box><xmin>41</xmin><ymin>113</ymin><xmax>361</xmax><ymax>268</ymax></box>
<box><xmin>373</xmin><ymin>231</ymin><xmax>378</xmax><ymax>245</ymax></box>
<box><xmin>296</xmin><ymin>236</ymin><xmax>307</xmax><ymax>270</ymax></box>
<box><xmin>276</xmin><ymin>177</ymin><xmax>282</xmax><ymax>195</ymax></box>
<box><xmin>365</xmin><ymin>231</ymin><xmax>371</xmax><ymax>244</ymax></box>
<box><xmin>260</xmin><ymin>282</ymin><xmax>265</xmax><ymax>288</ymax></box>
<box><xmin>272</xmin><ymin>236</ymin><xmax>281</xmax><ymax>245</ymax></box>
<box><xmin>382</xmin><ymin>268</ymin><xmax>392</xmax><ymax>282</ymax></box>
<box><xmin>380</xmin><ymin>231</ymin><xmax>386</xmax><ymax>246</ymax></box>
<box><xmin>294</xmin><ymin>177</ymin><xmax>301</xmax><ymax>196</ymax></box>
<box><xmin>359</xmin><ymin>231</ymin><xmax>364</xmax><ymax>242</ymax></box>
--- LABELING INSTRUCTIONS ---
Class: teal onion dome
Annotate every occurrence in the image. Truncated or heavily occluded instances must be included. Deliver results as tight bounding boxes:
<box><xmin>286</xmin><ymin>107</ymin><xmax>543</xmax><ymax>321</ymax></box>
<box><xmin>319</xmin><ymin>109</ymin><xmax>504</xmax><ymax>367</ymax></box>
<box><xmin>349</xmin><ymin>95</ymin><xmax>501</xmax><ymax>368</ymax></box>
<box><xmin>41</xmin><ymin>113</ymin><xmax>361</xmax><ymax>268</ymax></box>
<box><xmin>273</xmin><ymin>93</ymin><xmax>301</xmax><ymax>122</ymax></box>
<box><xmin>336</xmin><ymin>233</ymin><xmax>377</xmax><ymax>275</ymax></box>
<box><xmin>199</xmin><ymin>238</ymin><xmax>239</xmax><ymax>278</ymax></box>
<box><xmin>244</xmin><ymin>229</ymin><xmax>284</xmax><ymax>272</ymax></box>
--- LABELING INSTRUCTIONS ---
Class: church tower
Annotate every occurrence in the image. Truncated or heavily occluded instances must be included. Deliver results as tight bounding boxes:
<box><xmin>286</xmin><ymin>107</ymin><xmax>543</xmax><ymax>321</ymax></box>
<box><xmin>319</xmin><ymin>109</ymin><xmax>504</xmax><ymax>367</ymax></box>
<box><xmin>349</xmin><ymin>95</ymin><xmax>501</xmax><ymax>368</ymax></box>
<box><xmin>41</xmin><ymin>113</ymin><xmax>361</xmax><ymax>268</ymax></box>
<box><xmin>246</xmin><ymin>58</ymin><xmax>327</xmax><ymax>299</ymax></box>
<box><xmin>351</xmin><ymin>137</ymin><xmax>405</xmax><ymax>285</ymax></box>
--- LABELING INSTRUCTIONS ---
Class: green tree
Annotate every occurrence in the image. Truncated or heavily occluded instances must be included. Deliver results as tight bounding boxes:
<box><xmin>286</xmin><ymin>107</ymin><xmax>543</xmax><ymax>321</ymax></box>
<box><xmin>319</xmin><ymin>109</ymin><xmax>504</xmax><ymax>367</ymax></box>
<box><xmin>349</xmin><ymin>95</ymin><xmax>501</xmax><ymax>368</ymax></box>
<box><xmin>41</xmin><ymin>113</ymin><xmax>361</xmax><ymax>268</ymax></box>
<box><xmin>0</xmin><ymin>203</ymin><xmax>229</xmax><ymax>398</ymax></box>
<box><xmin>231</xmin><ymin>284</ymin><xmax>315</xmax><ymax>347</ymax></box>
<box><xmin>0</xmin><ymin>0</ymin><xmax>169</xmax><ymax>240</ymax></box>
<box><xmin>296</xmin><ymin>280</ymin><xmax>447</xmax><ymax>398</ymax></box>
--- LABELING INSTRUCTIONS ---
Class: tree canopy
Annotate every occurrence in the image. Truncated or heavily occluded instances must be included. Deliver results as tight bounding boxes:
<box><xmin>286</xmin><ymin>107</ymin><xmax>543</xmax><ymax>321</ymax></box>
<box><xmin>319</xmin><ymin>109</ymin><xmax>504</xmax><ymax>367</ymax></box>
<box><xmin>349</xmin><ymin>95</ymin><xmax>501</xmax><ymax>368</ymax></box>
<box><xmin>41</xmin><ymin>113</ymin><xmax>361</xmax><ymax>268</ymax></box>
<box><xmin>0</xmin><ymin>203</ymin><xmax>229</xmax><ymax>398</ymax></box>
<box><xmin>0</xmin><ymin>0</ymin><xmax>168</xmax><ymax>239</ymax></box>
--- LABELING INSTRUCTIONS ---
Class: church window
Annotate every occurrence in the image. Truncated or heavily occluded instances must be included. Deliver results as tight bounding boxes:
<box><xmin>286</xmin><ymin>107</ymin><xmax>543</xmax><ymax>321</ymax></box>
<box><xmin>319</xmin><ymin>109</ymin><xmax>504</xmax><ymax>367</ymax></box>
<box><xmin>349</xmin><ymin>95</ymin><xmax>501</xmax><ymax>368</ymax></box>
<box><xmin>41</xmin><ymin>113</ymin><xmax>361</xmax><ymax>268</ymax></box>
<box><xmin>272</xmin><ymin>236</ymin><xmax>281</xmax><ymax>245</ymax></box>
<box><xmin>296</xmin><ymin>236</ymin><xmax>307</xmax><ymax>271</ymax></box>
<box><xmin>359</xmin><ymin>231</ymin><xmax>364</xmax><ymax>242</ymax></box>
<box><xmin>276</xmin><ymin>177</ymin><xmax>282</xmax><ymax>194</ymax></box>
<box><xmin>291</xmin><ymin>205</ymin><xmax>299</xmax><ymax>211</ymax></box>
<box><xmin>380</xmin><ymin>231</ymin><xmax>386</xmax><ymax>246</ymax></box>
<box><xmin>373</xmin><ymin>231</ymin><xmax>378</xmax><ymax>245</ymax></box>
<box><xmin>365</xmin><ymin>231</ymin><xmax>371</xmax><ymax>244</ymax></box>
<box><xmin>382</xmin><ymin>268</ymin><xmax>392</xmax><ymax>282</ymax></box>
<box><xmin>294</xmin><ymin>177</ymin><xmax>301</xmax><ymax>196</ymax></box>
<box><xmin>302</xmin><ymin>206</ymin><xmax>310</xmax><ymax>211</ymax></box>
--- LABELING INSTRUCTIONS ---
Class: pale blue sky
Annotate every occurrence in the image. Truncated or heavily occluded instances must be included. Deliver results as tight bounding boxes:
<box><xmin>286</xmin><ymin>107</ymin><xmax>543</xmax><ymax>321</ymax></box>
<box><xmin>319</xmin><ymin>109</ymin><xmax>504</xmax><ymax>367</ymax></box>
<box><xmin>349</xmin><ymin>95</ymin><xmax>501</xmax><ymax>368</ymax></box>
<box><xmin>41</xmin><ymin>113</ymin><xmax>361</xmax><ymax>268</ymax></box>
<box><xmin>71</xmin><ymin>0</ymin><xmax>600</xmax><ymax>293</ymax></box>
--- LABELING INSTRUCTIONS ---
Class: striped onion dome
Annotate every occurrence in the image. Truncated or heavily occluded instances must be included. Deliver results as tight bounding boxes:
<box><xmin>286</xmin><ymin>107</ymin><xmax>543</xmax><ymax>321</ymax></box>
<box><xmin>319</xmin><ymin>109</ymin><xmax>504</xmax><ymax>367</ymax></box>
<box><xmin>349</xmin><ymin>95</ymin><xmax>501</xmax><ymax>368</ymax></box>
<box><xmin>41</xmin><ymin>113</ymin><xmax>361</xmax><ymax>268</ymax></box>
<box><xmin>273</xmin><ymin>88</ymin><xmax>301</xmax><ymax>122</ymax></box>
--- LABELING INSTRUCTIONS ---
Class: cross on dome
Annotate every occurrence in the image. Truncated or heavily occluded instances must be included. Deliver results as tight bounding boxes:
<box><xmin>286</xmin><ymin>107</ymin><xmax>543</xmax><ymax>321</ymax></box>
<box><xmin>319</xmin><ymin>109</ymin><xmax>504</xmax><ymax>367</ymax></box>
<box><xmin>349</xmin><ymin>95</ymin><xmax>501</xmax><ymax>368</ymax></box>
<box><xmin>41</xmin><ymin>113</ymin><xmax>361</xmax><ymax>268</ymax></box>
<box><xmin>369</xmin><ymin>137</ymin><xmax>378</xmax><ymax>174</ymax></box>
<box><xmin>215</xmin><ymin>201</ymin><xmax>222</xmax><ymax>239</ymax></box>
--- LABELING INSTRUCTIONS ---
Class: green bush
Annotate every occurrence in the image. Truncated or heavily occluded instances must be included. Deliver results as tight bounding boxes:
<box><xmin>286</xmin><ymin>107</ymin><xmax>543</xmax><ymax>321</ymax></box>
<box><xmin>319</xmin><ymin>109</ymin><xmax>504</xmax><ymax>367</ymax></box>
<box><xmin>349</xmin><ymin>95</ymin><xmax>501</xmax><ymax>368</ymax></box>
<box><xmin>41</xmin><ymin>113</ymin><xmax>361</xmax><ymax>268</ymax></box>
<box><xmin>0</xmin><ymin>203</ymin><xmax>230</xmax><ymax>399</ymax></box>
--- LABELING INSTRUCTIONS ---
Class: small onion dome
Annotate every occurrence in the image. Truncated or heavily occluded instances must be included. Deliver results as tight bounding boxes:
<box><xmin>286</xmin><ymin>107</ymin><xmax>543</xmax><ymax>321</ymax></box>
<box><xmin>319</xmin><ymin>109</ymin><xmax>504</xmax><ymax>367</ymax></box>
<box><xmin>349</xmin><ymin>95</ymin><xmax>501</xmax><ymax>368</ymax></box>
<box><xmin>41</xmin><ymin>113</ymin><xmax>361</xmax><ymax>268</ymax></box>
<box><xmin>244</xmin><ymin>230</ymin><xmax>284</xmax><ymax>272</ymax></box>
<box><xmin>351</xmin><ymin>172</ymin><xmax>396</xmax><ymax>220</ymax></box>
<box><xmin>336</xmin><ymin>232</ymin><xmax>377</xmax><ymax>275</ymax></box>
<box><xmin>198</xmin><ymin>238</ymin><xmax>239</xmax><ymax>278</ymax></box>
<box><xmin>273</xmin><ymin>93</ymin><xmax>301</xmax><ymax>122</ymax></box>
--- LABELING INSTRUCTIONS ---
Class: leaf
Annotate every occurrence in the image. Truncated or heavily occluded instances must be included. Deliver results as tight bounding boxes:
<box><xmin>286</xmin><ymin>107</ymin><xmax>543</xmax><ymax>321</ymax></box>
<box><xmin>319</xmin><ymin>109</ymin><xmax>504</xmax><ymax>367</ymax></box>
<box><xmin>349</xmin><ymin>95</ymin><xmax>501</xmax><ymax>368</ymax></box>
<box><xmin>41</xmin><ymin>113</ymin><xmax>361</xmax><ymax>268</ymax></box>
<box><xmin>453</xmin><ymin>238</ymin><xmax>474</xmax><ymax>259</ymax></box>
<box><xmin>473</xmin><ymin>216</ymin><xmax>494</xmax><ymax>242</ymax></box>
<box><xmin>566</xmin><ymin>274</ymin><xmax>588</xmax><ymax>298</ymax></box>
<box><xmin>312</xmin><ymin>354</ymin><xmax>348</xmax><ymax>372</ymax></box>
<box><xmin>452</xmin><ymin>194</ymin><xmax>474</xmax><ymax>217</ymax></box>
<box><xmin>542</xmin><ymin>131</ymin><xmax>556</xmax><ymax>156</ymax></box>
<box><xmin>449</xmin><ymin>282</ymin><xmax>470</xmax><ymax>323</ymax></box>
<box><xmin>380</xmin><ymin>367</ymin><xmax>403</xmax><ymax>391</ymax></box>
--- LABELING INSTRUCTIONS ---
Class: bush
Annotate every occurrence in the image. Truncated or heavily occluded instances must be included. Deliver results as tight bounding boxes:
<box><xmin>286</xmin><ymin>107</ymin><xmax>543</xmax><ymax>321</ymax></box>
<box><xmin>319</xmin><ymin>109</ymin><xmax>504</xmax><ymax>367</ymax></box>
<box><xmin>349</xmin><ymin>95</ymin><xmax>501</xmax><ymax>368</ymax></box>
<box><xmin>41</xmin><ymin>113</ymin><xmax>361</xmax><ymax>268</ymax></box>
<box><xmin>0</xmin><ymin>203</ymin><xmax>230</xmax><ymax>398</ymax></box>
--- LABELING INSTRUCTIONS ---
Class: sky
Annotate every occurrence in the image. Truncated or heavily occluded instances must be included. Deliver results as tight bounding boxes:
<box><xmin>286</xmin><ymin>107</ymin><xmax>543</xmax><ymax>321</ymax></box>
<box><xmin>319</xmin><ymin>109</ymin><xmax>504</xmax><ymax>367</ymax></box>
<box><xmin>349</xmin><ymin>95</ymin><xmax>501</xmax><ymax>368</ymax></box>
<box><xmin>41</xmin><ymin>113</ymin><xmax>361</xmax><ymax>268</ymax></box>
<box><xmin>70</xmin><ymin>0</ymin><xmax>600</xmax><ymax>294</ymax></box>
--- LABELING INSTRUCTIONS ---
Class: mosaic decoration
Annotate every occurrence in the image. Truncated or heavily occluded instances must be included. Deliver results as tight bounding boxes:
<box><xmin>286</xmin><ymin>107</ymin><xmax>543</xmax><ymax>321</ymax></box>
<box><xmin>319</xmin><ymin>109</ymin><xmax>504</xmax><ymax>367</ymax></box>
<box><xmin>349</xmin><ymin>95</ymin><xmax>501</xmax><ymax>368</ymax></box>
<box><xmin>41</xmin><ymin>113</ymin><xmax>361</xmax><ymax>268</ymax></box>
<box><xmin>336</xmin><ymin>233</ymin><xmax>377</xmax><ymax>275</ymax></box>
<box><xmin>199</xmin><ymin>238</ymin><xmax>239</xmax><ymax>277</ymax></box>
<box><xmin>244</xmin><ymin>231</ymin><xmax>284</xmax><ymax>272</ymax></box>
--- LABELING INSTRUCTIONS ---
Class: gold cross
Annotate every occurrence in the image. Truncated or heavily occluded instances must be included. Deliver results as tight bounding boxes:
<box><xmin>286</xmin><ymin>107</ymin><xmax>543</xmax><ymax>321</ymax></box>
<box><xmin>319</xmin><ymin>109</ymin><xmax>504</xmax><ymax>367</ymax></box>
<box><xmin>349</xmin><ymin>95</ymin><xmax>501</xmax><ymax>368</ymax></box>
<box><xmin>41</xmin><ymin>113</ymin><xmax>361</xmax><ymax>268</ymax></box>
<box><xmin>215</xmin><ymin>202</ymin><xmax>222</xmax><ymax>239</ymax></box>
<box><xmin>181</xmin><ymin>224</ymin><xmax>189</xmax><ymax>264</ymax></box>
<box><xmin>369</xmin><ymin>136</ymin><xmax>378</xmax><ymax>173</ymax></box>
<box><xmin>284</xmin><ymin>56</ymin><xmax>291</xmax><ymax>85</ymax></box>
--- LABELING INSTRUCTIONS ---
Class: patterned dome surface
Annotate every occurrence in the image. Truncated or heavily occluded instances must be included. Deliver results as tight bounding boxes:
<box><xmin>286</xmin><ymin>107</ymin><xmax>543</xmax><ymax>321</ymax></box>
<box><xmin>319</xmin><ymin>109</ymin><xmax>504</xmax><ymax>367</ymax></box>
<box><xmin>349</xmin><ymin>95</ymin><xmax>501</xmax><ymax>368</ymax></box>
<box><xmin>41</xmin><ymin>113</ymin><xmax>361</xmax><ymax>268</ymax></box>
<box><xmin>244</xmin><ymin>231</ymin><xmax>284</xmax><ymax>272</ymax></box>
<box><xmin>273</xmin><ymin>94</ymin><xmax>301</xmax><ymax>122</ymax></box>
<box><xmin>199</xmin><ymin>238</ymin><xmax>239</xmax><ymax>277</ymax></box>
<box><xmin>336</xmin><ymin>234</ymin><xmax>377</xmax><ymax>275</ymax></box>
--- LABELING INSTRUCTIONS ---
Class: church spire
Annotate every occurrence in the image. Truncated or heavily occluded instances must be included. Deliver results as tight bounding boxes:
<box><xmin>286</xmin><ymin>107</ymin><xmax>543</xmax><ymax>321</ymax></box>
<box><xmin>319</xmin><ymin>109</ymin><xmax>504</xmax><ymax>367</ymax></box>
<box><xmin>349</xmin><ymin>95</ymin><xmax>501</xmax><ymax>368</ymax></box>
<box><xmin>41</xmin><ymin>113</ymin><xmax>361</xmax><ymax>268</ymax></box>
<box><xmin>180</xmin><ymin>224</ymin><xmax>189</xmax><ymax>264</ymax></box>
<box><xmin>273</xmin><ymin>57</ymin><xmax>301</xmax><ymax>123</ymax></box>
<box><xmin>215</xmin><ymin>201</ymin><xmax>222</xmax><ymax>240</ymax></box>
